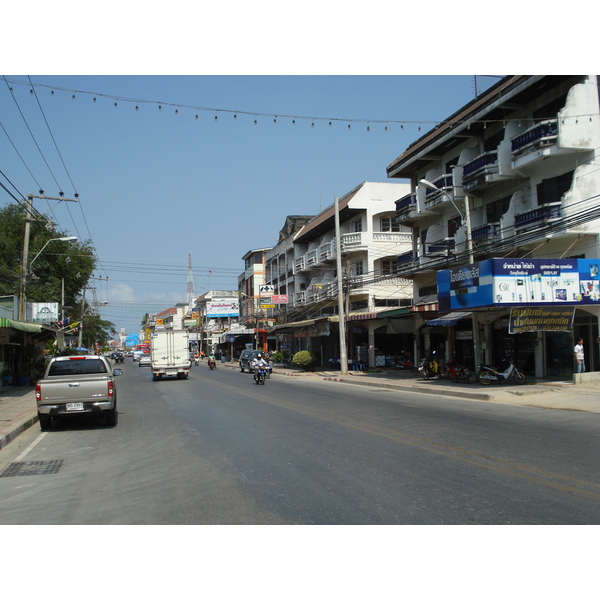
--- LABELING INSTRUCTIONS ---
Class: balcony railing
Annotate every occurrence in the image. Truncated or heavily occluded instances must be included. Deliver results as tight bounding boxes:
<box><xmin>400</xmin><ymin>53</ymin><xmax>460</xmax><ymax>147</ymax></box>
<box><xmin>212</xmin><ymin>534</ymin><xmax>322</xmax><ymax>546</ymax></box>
<box><xmin>305</xmin><ymin>250</ymin><xmax>317</xmax><ymax>268</ymax></box>
<box><xmin>373</xmin><ymin>231</ymin><xmax>412</xmax><ymax>244</ymax></box>
<box><xmin>294</xmin><ymin>256</ymin><xmax>305</xmax><ymax>272</ymax></box>
<box><xmin>340</xmin><ymin>232</ymin><xmax>364</xmax><ymax>250</ymax></box>
<box><xmin>395</xmin><ymin>193</ymin><xmax>417</xmax><ymax>213</ymax></box>
<box><xmin>471</xmin><ymin>222</ymin><xmax>501</xmax><ymax>243</ymax></box>
<box><xmin>511</xmin><ymin>119</ymin><xmax>558</xmax><ymax>156</ymax></box>
<box><xmin>423</xmin><ymin>174</ymin><xmax>455</xmax><ymax>210</ymax></box>
<box><xmin>318</xmin><ymin>241</ymin><xmax>335</xmax><ymax>263</ymax></box>
<box><xmin>462</xmin><ymin>151</ymin><xmax>499</xmax><ymax>191</ymax></box>
<box><xmin>424</xmin><ymin>238</ymin><xmax>455</xmax><ymax>256</ymax></box>
<box><xmin>514</xmin><ymin>202</ymin><xmax>562</xmax><ymax>231</ymax></box>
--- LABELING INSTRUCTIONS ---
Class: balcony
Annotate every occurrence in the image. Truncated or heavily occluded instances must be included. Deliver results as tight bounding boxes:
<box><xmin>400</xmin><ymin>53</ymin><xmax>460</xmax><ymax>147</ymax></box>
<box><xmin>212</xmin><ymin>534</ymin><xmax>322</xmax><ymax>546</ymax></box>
<box><xmin>424</xmin><ymin>238</ymin><xmax>455</xmax><ymax>257</ymax></box>
<box><xmin>396</xmin><ymin>251</ymin><xmax>418</xmax><ymax>274</ymax></box>
<box><xmin>422</xmin><ymin>174</ymin><xmax>455</xmax><ymax>212</ymax></box>
<box><xmin>318</xmin><ymin>241</ymin><xmax>335</xmax><ymax>263</ymax></box>
<box><xmin>340</xmin><ymin>232</ymin><xmax>365</xmax><ymax>251</ymax></box>
<box><xmin>471</xmin><ymin>222</ymin><xmax>501</xmax><ymax>244</ymax></box>
<box><xmin>514</xmin><ymin>202</ymin><xmax>562</xmax><ymax>232</ymax></box>
<box><xmin>294</xmin><ymin>256</ymin><xmax>306</xmax><ymax>273</ymax></box>
<box><xmin>395</xmin><ymin>193</ymin><xmax>419</xmax><ymax>224</ymax></box>
<box><xmin>462</xmin><ymin>151</ymin><xmax>499</xmax><ymax>192</ymax></box>
<box><xmin>511</xmin><ymin>119</ymin><xmax>558</xmax><ymax>158</ymax></box>
<box><xmin>305</xmin><ymin>249</ymin><xmax>318</xmax><ymax>268</ymax></box>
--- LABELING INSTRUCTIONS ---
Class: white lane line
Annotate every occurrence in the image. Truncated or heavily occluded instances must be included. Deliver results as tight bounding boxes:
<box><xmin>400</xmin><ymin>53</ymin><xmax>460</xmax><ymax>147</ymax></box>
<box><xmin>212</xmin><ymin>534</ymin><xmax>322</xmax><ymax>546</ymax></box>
<box><xmin>14</xmin><ymin>432</ymin><xmax>47</xmax><ymax>462</ymax></box>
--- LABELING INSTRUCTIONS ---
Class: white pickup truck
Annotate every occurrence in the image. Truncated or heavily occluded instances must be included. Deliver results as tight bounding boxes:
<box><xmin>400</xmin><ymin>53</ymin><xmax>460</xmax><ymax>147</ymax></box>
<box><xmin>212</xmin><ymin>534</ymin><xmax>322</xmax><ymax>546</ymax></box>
<box><xmin>35</xmin><ymin>355</ymin><xmax>123</xmax><ymax>430</ymax></box>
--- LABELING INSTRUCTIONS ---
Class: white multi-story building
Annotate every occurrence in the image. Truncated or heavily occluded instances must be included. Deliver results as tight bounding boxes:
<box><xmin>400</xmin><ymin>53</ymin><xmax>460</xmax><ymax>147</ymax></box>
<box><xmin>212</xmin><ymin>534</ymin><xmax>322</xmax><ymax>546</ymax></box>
<box><xmin>388</xmin><ymin>75</ymin><xmax>600</xmax><ymax>377</ymax></box>
<box><xmin>267</xmin><ymin>181</ymin><xmax>412</xmax><ymax>367</ymax></box>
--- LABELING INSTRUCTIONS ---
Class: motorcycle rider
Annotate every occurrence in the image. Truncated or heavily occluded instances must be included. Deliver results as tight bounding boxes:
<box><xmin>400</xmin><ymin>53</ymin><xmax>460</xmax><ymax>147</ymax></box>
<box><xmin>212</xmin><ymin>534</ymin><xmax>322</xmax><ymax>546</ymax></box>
<box><xmin>251</xmin><ymin>353</ymin><xmax>269</xmax><ymax>373</ymax></box>
<box><xmin>208</xmin><ymin>353</ymin><xmax>217</xmax><ymax>369</ymax></box>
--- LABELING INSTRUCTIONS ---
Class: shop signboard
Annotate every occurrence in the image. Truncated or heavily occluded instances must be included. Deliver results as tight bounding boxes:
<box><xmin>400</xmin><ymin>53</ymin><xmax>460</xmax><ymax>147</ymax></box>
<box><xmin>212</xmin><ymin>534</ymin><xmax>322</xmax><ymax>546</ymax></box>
<box><xmin>206</xmin><ymin>298</ymin><xmax>239</xmax><ymax>318</ymax></box>
<box><xmin>438</xmin><ymin>258</ymin><xmax>600</xmax><ymax>311</ymax></box>
<box><xmin>508</xmin><ymin>307</ymin><xmax>575</xmax><ymax>334</ymax></box>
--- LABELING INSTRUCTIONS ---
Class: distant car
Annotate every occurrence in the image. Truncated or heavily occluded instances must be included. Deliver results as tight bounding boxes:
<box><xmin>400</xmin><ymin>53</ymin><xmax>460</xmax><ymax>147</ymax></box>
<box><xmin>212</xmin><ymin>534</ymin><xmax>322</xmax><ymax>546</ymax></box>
<box><xmin>239</xmin><ymin>349</ymin><xmax>263</xmax><ymax>373</ymax></box>
<box><xmin>138</xmin><ymin>354</ymin><xmax>151</xmax><ymax>367</ymax></box>
<box><xmin>133</xmin><ymin>351</ymin><xmax>142</xmax><ymax>362</ymax></box>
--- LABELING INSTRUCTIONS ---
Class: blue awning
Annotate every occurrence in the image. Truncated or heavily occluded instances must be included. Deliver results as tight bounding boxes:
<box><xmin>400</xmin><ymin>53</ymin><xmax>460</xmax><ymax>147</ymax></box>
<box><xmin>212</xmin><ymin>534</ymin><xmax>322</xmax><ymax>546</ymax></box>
<box><xmin>426</xmin><ymin>312</ymin><xmax>472</xmax><ymax>326</ymax></box>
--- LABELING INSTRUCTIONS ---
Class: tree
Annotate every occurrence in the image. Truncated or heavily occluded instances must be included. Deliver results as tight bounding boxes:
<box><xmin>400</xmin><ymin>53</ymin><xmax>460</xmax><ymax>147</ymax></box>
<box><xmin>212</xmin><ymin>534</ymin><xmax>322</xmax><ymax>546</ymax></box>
<box><xmin>0</xmin><ymin>203</ymin><xmax>96</xmax><ymax>315</ymax></box>
<box><xmin>80</xmin><ymin>313</ymin><xmax>117</xmax><ymax>350</ymax></box>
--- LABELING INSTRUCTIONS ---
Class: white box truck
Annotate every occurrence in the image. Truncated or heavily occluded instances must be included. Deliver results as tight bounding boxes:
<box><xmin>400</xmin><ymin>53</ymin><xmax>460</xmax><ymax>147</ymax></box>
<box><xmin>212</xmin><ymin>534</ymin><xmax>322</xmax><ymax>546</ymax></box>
<box><xmin>150</xmin><ymin>329</ymin><xmax>190</xmax><ymax>381</ymax></box>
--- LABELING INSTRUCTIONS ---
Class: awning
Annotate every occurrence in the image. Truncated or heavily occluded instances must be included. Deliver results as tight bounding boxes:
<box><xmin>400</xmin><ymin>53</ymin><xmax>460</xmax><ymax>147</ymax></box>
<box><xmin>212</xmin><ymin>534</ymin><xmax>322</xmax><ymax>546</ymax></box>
<box><xmin>0</xmin><ymin>317</ymin><xmax>43</xmax><ymax>333</ymax></box>
<box><xmin>269</xmin><ymin>319</ymin><xmax>316</xmax><ymax>333</ymax></box>
<box><xmin>426</xmin><ymin>312</ymin><xmax>472</xmax><ymax>326</ymax></box>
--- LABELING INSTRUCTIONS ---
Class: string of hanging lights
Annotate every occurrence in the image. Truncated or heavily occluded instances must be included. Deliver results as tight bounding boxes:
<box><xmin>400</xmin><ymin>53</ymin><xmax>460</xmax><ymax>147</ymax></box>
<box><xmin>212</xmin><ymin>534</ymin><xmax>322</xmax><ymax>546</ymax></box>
<box><xmin>5</xmin><ymin>78</ymin><xmax>436</xmax><ymax>133</ymax></box>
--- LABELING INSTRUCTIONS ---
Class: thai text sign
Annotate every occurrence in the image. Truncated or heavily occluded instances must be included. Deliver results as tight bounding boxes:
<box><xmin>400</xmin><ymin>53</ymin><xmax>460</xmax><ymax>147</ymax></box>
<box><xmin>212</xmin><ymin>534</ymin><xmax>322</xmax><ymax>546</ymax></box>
<box><xmin>438</xmin><ymin>258</ymin><xmax>600</xmax><ymax>311</ymax></box>
<box><xmin>509</xmin><ymin>307</ymin><xmax>575</xmax><ymax>334</ymax></box>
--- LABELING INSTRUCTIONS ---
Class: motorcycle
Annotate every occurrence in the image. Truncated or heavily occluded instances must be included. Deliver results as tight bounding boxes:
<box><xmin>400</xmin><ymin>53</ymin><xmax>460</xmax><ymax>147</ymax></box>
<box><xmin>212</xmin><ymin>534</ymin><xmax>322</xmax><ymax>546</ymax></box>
<box><xmin>419</xmin><ymin>351</ymin><xmax>440</xmax><ymax>380</ymax></box>
<box><xmin>264</xmin><ymin>363</ymin><xmax>272</xmax><ymax>379</ymax></box>
<box><xmin>115</xmin><ymin>354</ymin><xmax>124</xmax><ymax>365</ymax></box>
<box><xmin>477</xmin><ymin>359</ymin><xmax>526</xmax><ymax>385</ymax></box>
<box><xmin>194</xmin><ymin>357</ymin><xmax>200</xmax><ymax>366</ymax></box>
<box><xmin>445</xmin><ymin>357</ymin><xmax>470</xmax><ymax>383</ymax></box>
<box><xmin>208</xmin><ymin>358</ymin><xmax>216</xmax><ymax>370</ymax></box>
<box><xmin>253</xmin><ymin>366</ymin><xmax>266</xmax><ymax>385</ymax></box>
<box><xmin>394</xmin><ymin>351</ymin><xmax>415</xmax><ymax>370</ymax></box>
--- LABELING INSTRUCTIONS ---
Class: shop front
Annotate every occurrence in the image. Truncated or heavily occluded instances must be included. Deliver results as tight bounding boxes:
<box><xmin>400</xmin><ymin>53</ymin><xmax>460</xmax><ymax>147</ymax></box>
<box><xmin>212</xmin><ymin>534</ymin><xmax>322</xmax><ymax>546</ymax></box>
<box><xmin>435</xmin><ymin>258</ymin><xmax>600</xmax><ymax>378</ymax></box>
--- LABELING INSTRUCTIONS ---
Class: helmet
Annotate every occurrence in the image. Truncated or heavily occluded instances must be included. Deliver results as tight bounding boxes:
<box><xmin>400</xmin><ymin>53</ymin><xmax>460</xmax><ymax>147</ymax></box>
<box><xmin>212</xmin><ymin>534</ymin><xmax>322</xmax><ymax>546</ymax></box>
<box><xmin>257</xmin><ymin>354</ymin><xmax>262</xmax><ymax>358</ymax></box>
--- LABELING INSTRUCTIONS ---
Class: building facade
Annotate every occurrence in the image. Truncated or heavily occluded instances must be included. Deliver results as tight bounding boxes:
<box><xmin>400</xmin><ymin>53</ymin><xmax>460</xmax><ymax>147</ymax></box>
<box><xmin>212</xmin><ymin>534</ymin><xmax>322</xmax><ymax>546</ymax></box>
<box><xmin>388</xmin><ymin>75</ymin><xmax>600</xmax><ymax>377</ymax></box>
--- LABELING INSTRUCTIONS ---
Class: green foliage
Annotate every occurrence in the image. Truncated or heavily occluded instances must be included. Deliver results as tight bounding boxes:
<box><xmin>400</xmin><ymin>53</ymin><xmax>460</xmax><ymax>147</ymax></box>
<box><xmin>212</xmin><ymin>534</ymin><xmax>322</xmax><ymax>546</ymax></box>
<box><xmin>272</xmin><ymin>349</ymin><xmax>289</xmax><ymax>363</ymax></box>
<box><xmin>0</xmin><ymin>203</ymin><xmax>97</xmax><ymax>312</ymax></box>
<box><xmin>292</xmin><ymin>350</ymin><xmax>317</xmax><ymax>371</ymax></box>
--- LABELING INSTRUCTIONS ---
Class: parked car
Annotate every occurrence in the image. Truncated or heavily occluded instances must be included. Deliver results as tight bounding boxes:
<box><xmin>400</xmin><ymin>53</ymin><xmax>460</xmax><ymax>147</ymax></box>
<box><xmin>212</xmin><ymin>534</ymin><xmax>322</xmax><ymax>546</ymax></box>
<box><xmin>138</xmin><ymin>353</ymin><xmax>151</xmax><ymax>367</ymax></box>
<box><xmin>239</xmin><ymin>349</ymin><xmax>263</xmax><ymax>373</ymax></box>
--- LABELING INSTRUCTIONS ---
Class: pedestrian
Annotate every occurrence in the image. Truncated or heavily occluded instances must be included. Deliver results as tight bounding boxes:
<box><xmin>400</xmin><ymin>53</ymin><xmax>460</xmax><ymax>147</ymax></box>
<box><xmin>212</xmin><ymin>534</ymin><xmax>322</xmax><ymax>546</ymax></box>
<box><xmin>574</xmin><ymin>337</ymin><xmax>585</xmax><ymax>373</ymax></box>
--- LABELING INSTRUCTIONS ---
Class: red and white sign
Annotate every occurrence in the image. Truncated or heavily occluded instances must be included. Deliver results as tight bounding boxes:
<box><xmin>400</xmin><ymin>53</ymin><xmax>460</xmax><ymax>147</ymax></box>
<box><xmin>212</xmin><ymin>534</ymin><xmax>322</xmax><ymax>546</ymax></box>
<box><xmin>272</xmin><ymin>295</ymin><xmax>289</xmax><ymax>304</ymax></box>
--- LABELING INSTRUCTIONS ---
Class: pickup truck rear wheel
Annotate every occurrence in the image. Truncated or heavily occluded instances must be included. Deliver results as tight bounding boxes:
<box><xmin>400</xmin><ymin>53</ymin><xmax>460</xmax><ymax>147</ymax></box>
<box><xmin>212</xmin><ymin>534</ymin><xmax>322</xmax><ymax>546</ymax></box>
<box><xmin>39</xmin><ymin>415</ymin><xmax>51</xmax><ymax>431</ymax></box>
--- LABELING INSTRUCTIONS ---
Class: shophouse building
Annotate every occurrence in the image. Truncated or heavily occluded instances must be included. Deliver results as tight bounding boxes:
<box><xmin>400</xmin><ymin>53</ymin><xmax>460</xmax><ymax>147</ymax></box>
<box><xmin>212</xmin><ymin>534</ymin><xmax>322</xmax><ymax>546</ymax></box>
<box><xmin>388</xmin><ymin>75</ymin><xmax>600</xmax><ymax>377</ymax></box>
<box><xmin>267</xmin><ymin>181</ymin><xmax>412</xmax><ymax>368</ymax></box>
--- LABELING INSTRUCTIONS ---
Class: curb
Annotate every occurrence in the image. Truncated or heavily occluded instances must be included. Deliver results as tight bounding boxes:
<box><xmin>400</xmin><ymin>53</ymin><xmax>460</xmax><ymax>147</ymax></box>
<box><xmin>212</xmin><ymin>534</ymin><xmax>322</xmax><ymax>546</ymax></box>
<box><xmin>0</xmin><ymin>412</ymin><xmax>38</xmax><ymax>451</ymax></box>
<box><xmin>322</xmin><ymin>376</ymin><xmax>495</xmax><ymax>401</ymax></box>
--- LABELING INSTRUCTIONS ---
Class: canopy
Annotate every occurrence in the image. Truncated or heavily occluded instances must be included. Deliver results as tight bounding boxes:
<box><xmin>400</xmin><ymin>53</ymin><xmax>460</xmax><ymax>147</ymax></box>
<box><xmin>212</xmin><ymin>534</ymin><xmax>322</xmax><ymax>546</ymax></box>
<box><xmin>426</xmin><ymin>312</ymin><xmax>472</xmax><ymax>326</ymax></box>
<box><xmin>0</xmin><ymin>317</ymin><xmax>43</xmax><ymax>333</ymax></box>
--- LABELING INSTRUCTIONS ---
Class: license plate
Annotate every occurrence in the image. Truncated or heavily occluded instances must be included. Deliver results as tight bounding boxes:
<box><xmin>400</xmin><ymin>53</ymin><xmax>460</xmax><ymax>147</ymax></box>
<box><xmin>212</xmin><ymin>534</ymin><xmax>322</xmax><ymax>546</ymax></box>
<box><xmin>66</xmin><ymin>402</ymin><xmax>84</xmax><ymax>412</ymax></box>
<box><xmin>166</xmin><ymin>369</ymin><xmax>177</xmax><ymax>376</ymax></box>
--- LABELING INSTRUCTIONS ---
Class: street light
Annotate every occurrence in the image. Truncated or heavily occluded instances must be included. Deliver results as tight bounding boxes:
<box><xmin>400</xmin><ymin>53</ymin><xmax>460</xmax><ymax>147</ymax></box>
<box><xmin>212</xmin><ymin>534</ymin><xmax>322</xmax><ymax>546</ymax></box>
<box><xmin>29</xmin><ymin>236</ymin><xmax>78</xmax><ymax>276</ymax></box>
<box><xmin>20</xmin><ymin>236</ymin><xmax>78</xmax><ymax>320</ymax></box>
<box><xmin>418</xmin><ymin>179</ymin><xmax>473</xmax><ymax>264</ymax></box>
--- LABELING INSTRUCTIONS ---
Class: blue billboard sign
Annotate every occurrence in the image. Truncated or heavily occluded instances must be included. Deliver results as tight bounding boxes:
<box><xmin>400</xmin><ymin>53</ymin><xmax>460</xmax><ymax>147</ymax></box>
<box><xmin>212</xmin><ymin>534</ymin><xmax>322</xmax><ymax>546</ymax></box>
<box><xmin>437</xmin><ymin>258</ymin><xmax>600</xmax><ymax>311</ymax></box>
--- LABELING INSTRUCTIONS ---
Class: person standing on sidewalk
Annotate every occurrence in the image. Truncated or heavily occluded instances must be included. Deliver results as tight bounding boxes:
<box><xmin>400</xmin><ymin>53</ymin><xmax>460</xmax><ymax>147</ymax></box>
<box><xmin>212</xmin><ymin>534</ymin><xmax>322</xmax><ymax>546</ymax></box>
<box><xmin>574</xmin><ymin>338</ymin><xmax>585</xmax><ymax>373</ymax></box>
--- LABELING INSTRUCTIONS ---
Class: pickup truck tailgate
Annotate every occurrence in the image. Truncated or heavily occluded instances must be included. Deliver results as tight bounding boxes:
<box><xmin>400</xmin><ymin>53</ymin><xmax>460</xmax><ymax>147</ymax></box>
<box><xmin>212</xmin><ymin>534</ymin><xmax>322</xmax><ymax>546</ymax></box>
<box><xmin>37</xmin><ymin>375</ymin><xmax>112</xmax><ymax>404</ymax></box>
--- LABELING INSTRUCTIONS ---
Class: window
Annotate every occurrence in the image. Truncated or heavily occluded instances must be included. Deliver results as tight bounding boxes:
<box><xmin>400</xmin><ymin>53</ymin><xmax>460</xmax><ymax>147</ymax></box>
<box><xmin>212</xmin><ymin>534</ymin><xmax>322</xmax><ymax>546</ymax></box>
<box><xmin>447</xmin><ymin>217</ymin><xmax>461</xmax><ymax>239</ymax></box>
<box><xmin>353</xmin><ymin>218</ymin><xmax>362</xmax><ymax>233</ymax></box>
<box><xmin>486</xmin><ymin>195</ymin><xmax>511</xmax><ymax>222</ymax></box>
<box><xmin>381</xmin><ymin>217</ymin><xmax>400</xmax><ymax>232</ymax></box>
<box><xmin>353</xmin><ymin>260</ymin><xmax>364</xmax><ymax>276</ymax></box>
<box><xmin>537</xmin><ymin>171</ymin><xmax>574</xmax><ymax>206</ymax></box>
<box><xmin>382</xmin><ymin>260</ymin><xmax>398</xmax><ymax>275</ymax></box>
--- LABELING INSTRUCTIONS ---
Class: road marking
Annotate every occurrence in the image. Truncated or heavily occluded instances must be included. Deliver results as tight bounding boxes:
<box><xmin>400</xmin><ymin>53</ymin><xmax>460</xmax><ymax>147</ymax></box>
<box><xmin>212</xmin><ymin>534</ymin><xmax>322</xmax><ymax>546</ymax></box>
<box><xmin>14</xmin><ymin>432</ymin><xmax>46</xmax><ymax>462</ymax></box>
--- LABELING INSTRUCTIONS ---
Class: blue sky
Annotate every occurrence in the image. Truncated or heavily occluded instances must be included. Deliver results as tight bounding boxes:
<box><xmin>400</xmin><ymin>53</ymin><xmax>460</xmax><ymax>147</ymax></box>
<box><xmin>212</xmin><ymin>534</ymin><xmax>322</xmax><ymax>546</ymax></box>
<box><xmin>1</xmin><ymin>75</ymin><xmax>505</xmax><ymax>333</ymax></box>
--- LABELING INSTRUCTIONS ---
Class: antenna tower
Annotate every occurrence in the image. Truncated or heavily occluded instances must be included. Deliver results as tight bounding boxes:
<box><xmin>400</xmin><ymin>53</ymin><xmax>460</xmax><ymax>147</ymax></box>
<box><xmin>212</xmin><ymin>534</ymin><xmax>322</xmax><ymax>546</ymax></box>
<box><xmin>187</xmin><ymin>250</ymin><xmax>195</xmax><ymax>304</ymax></box>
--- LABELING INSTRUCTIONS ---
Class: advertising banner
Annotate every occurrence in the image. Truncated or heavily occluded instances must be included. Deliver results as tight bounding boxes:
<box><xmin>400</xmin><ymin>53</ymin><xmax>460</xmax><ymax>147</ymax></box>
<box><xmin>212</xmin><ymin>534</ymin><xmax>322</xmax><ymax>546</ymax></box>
<box><xmin>206</xmin><ymin>298</ymin><xmax>239</xmax><ymax>318</ymax></box>
<box><xmin>509</xmin><ymin>307</ymin><xmax>575</xmax><ymax>334</ymax></box>
<box><xmin>438</xmin><ymin>258</ymin><xmax>600</xmax><ymax>311</ymax></box>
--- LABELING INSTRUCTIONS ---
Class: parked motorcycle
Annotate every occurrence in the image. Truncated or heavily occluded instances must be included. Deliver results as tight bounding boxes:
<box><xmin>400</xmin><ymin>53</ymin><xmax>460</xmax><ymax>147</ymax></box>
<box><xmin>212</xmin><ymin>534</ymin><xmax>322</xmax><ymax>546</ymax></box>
<box><xmin>208</xmin><ymin>358</ymin><xmax>216</xmax><ymax>370</ymax></box>
<box><xmin>394</xmin><ymin>351</ymin><xmax>415</xmax><ymax>370</ymax></box>
<box><xmin>445</xmin><ymin>357</ymin><xmax>470</xmax><ymax>383</ymax></box>
<box><xmin>253</xmin><ymin>366</ymin><xmax>266</xmax><ymax>385</ymax></box>
<box><xmin>419</xmin><ymin>351</ymin><xmax>440</xmax><ymax>380</ymax></box>
<box><xmin>477</xmin><ymin>359</ymin><xmax>526</xmax><ymax>385</ymax></box>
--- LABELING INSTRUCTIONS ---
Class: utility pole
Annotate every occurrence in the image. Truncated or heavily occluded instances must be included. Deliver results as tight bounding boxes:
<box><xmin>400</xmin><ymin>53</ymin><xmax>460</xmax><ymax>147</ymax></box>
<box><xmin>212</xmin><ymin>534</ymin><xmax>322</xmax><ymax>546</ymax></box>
<box><xmin>334</xmin><ymin>195</ymin><xmax>348</xmax><ymax>375</ymax></box>
<box><xmin>19</xmin><ymin>194</ymin><xmax>78</xmax><ymax>321</ymax></box>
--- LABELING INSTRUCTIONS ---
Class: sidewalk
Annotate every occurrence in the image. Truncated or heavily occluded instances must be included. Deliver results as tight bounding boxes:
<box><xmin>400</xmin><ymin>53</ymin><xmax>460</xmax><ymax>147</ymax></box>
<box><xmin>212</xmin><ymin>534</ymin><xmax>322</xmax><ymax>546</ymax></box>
<box><xmin>2</xmin><ymin>366</ymin><xmax>599</xmax><ymax>451</ymax></box>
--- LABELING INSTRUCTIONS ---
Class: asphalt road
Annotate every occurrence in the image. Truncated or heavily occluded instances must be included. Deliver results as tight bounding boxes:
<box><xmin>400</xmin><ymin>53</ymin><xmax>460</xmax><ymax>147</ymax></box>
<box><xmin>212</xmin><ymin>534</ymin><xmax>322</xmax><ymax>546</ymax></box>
<box><xmin>1</xmin><ymin>359</ymin><xmax>599</xmax><ymax>524</ymax></box>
